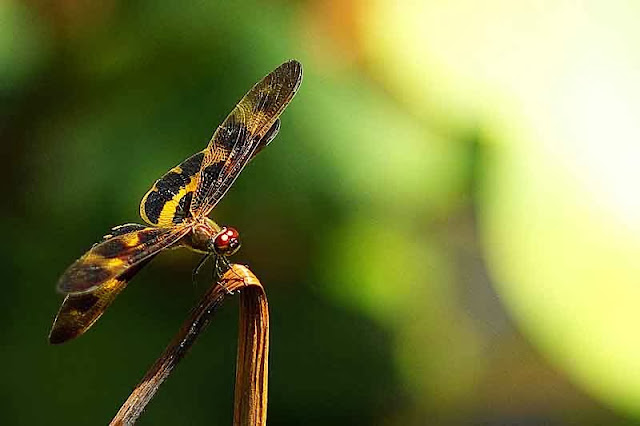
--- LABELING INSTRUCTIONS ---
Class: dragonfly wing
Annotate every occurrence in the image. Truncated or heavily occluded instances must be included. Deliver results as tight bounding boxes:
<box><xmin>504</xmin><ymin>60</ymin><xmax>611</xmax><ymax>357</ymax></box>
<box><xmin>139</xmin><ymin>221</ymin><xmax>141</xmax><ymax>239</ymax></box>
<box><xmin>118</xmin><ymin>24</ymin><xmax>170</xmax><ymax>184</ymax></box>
<box><xmin>190</xmin><ymin>60</ymin><xmax>302</xmax><ymax>218</ymax></box>
<box><xmin>57</xmin><ymin>224</ymin><xmax>189</xmax><ymax>295</ymax></box>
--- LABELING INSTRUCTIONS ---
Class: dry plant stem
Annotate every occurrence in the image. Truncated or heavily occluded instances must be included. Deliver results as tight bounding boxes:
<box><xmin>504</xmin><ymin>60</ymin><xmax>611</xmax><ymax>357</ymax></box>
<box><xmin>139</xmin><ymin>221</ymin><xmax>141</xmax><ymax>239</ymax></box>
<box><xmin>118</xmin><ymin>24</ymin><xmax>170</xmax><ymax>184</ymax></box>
<box><xmin>110</xmin><ymin>264</ymin><xmax>266</xmax><ymax>426</ymax></box>
<box><xmin>233</xmin><ymin>273</ymin><xmax>269</xmax><ymax>426</ymax></box>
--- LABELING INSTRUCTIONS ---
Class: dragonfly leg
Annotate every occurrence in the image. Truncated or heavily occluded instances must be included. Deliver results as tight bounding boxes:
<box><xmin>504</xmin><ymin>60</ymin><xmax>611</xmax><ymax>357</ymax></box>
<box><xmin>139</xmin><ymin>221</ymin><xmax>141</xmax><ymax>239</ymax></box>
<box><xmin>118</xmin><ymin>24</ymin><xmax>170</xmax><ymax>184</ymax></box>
<box><xmin>192</xmin><ymin>253</ymin><xmax>211</xmax><ymax>286</ymax></box>
<box><xmin>215</xmin><ymin>256</ymin><xmax>235</xmax><ymax>295</ymax></box>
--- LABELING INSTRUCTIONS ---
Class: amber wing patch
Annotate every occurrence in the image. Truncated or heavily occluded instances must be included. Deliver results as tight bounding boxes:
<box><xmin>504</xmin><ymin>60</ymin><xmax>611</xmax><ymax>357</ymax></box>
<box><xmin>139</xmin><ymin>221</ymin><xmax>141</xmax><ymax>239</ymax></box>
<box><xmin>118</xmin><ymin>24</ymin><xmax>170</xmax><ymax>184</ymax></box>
<box><xmin>140</xmin><ymin>151</ymin><xmax>205</xmax><ymax>227</ymax></box>
<box><xmin>57</xmin><ymin>225</ymin><xmax>189</xmax><ymax>295</ymax></box>
<box><xmin>190</xmin><ymin>60</ymin><xmax>303</xmax><ymax>218</ymax></box>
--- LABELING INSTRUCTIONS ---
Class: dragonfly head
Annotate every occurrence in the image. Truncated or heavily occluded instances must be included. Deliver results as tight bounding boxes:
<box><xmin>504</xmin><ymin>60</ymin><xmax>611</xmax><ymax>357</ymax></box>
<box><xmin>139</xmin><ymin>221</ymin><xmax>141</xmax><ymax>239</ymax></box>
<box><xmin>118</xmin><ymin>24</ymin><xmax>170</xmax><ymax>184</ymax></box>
<box><xmin>211</xmin><ymin>226</ymin><xmax>241</xmax><ymax>257</ymax></box>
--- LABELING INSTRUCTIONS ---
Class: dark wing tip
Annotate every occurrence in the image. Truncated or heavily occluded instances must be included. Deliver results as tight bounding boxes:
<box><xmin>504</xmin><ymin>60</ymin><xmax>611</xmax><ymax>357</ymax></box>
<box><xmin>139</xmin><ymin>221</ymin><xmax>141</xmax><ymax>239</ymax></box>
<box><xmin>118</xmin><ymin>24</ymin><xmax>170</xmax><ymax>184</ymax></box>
<box><xmin>284</xmin><ymin>58</ymin><xmax>303</xmax><ymax>69</ymax></box>
<box><xmin>56</xmin><ymin>254</ymin><xmax>114</xmax><ymax>295</ymax></box>
<box><xmin>48</xmin><ymin>321</ymin><xmax>80</xmax><ymax>344</ymax></box>
<box><xmin>56</xmin><ymin>270</ymin><xmax>98</xmax><ymax>296</ymax></box>
<box><xmin>282</xmin><ymin>58</ymin><xmax>302</xmax><ymax>67</ymax></box>
<box><xmin>56</xmin><ymin>276</ymin><xmax>73</xmax><ymax>295</ymax></box>
<box><xmin>280</xmin><ymin>59</ymin><xmax>303</xmax><ymax>88</ymax></box>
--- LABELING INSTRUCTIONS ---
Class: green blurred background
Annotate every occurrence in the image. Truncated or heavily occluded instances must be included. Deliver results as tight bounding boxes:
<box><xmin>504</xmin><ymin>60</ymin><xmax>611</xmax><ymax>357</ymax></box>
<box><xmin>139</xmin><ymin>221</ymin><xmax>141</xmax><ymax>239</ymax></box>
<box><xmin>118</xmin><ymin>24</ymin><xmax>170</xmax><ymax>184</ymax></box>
<box><xmin>3</xmin><ymin>0</ymin><xmax>640</xmax><ymax>424</ymax></box>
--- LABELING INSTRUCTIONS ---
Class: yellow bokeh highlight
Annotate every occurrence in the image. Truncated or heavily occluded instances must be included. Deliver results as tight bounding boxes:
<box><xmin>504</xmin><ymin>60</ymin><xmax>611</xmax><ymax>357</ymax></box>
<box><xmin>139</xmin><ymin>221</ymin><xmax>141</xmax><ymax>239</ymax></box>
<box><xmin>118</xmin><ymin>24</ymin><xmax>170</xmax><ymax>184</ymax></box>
<box><xmin>359</xmin><ymin>0</ymin><xmax>640</xmax><ymax>417</ymax></box>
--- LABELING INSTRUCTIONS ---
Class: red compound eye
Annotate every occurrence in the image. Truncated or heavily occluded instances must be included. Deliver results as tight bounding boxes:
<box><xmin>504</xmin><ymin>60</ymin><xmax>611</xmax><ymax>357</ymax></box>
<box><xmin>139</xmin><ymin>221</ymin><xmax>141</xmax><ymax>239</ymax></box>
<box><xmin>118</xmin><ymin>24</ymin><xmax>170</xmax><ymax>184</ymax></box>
<box><xmin>213</xmin><ymin>227</ymin><xmax>241</xmax><ymax>256</ymax></box>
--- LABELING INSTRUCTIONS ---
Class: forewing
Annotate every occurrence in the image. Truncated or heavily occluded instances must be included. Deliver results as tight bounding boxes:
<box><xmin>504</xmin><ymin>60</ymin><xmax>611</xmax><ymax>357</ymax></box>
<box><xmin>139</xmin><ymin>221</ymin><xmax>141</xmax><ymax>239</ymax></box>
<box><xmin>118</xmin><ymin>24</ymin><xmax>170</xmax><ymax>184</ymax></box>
<box><xmin>190</xmin><ymin>60</ymin><xmax>302</xmax><ymax>217</ymax></box>
<box><xmin>50</xmin><ymin>224</ymin><xmax>152</xmax><ymax>343</ymax></box>
<box><xmin>137</xmin><ymin>120</ymin><xmax>277</xmax><ymax>227</ymax></box>
<box><xmin>140</xmin><ymin>151</ymin><xmax>205</xmax><ymax>227</ymax></box>
<box><xmin>49</xmin><ymin>256</ymin><xmax>156</xmax><ymax>344</ymax></box>
<box><xmin>57</xmin><ymin>224</ymin><xmax>190</xmax><ymax>295</ymax></box>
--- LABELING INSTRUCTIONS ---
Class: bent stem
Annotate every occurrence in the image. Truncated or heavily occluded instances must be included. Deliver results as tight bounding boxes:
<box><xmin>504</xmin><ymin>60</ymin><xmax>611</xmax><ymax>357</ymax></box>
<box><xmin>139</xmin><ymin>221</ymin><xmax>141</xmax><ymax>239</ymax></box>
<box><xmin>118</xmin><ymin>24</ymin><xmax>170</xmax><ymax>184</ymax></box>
<box><xmin>234</xmin><ymin>272</ymin><xmax>269</xmax><ymax>425</ymax></box>
<box><xmin>110</xmin><ymin>264</ymin><xmax>269</xmax><ymax>426</ymax></box>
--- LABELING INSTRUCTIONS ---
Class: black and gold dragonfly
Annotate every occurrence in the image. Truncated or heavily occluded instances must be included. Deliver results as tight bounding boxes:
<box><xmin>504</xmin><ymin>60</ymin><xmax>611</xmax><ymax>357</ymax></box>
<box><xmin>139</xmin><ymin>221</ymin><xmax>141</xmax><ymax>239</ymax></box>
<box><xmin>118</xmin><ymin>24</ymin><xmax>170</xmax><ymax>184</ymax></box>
<box><xmin>49</xmin><ymin>60</ymin><xmax>302</xmax><ymax>344</ymax></box>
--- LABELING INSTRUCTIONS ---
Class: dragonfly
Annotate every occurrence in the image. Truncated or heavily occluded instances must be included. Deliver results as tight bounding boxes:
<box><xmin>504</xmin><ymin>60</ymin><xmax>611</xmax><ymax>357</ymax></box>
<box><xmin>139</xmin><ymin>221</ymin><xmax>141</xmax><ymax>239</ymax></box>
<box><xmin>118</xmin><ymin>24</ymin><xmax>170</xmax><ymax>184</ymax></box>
<box><xmin>49</xmin><ymin>60</ymin><xmax>303</xmax><ymax>344</ymax></box>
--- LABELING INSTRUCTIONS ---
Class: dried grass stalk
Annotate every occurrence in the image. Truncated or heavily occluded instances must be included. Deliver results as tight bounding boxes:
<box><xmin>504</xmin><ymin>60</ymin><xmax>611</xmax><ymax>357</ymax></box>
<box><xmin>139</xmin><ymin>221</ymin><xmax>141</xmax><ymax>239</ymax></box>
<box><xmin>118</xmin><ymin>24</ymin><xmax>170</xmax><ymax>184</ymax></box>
<box><xmin>110</xmin><ymin>264</ymin><xmax>268</xmax><ymax>426</ymax></box>
<box><xmin>233</xmin><ymin>267</ymin><xmax>269</xmax><ymax>426</ymax></box>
